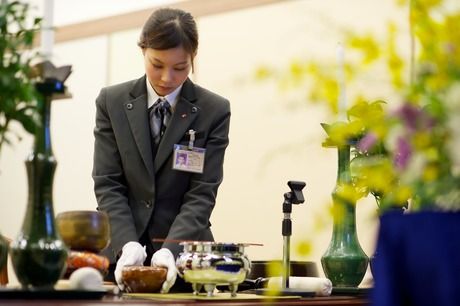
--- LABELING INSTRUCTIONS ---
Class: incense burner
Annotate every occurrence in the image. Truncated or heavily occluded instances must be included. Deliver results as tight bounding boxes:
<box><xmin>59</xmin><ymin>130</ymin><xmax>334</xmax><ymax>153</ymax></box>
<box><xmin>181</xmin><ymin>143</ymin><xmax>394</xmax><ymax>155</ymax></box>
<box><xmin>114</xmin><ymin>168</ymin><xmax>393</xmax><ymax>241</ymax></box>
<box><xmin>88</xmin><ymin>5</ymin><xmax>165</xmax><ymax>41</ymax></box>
<box><xmin>176</xmin><ymin>241</ymin><xmax>251</xmax><ymax>297</ymax></box>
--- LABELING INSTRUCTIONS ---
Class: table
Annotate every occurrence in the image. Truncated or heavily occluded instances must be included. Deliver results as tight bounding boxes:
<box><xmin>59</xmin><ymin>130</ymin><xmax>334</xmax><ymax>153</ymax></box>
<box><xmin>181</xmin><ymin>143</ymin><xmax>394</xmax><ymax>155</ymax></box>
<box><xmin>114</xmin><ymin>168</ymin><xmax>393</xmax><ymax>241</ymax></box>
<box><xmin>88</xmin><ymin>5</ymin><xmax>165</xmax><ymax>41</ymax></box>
<box><xmin>0</xmin><ymin>294</ymin><xmax>369</xmax><ymax>306</ymax></box>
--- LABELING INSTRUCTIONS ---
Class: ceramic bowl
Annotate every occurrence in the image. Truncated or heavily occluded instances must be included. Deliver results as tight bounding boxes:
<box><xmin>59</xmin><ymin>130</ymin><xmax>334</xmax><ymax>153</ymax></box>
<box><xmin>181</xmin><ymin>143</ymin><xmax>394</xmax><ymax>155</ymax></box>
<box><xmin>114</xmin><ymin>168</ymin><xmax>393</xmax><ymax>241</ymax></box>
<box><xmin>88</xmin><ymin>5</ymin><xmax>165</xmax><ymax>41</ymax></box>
<box><xmin>121</xmin><ymin>266</ymin><xmax>167</xmax><ymax>293</ymax></box>
<box><xmin>64</xmin><ymin>251</ymin><xmax>110</xmax><ymax>278</ymax></box>
<box><xmin>56</xmin><ymin>210</ymin><xmax>110</xmax><ymax>253</ymax></box>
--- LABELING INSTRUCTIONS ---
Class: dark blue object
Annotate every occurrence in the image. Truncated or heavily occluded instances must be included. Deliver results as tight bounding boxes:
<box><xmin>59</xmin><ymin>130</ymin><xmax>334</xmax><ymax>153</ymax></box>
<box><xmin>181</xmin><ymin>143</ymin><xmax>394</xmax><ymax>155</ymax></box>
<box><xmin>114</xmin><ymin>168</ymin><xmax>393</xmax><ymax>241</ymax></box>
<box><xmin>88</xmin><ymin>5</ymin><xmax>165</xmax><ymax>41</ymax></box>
<box><xmin>372</xmin><ymin>210</ymin><xmax>460</xmax><ymax>306</ymax></box>
<box><xmin>215</xmin><ymin>262</ymin><xmax>241</xmax><ymax>273</ymax></box>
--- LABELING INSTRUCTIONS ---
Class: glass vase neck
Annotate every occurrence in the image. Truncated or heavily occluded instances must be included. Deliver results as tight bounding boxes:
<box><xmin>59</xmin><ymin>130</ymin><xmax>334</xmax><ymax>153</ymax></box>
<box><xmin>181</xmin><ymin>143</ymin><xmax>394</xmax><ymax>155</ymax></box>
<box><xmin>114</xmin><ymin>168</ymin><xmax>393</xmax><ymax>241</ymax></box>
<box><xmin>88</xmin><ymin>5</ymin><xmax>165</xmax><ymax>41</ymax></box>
<box><xmin>34</xmin><ymin>95</ymin><xmax>53</xmax><ymax>155</ymax></box>
<box><xmin>337</xmin><ymin>145</ymin><xmax>351</xmax><ymax>184</ymax></box>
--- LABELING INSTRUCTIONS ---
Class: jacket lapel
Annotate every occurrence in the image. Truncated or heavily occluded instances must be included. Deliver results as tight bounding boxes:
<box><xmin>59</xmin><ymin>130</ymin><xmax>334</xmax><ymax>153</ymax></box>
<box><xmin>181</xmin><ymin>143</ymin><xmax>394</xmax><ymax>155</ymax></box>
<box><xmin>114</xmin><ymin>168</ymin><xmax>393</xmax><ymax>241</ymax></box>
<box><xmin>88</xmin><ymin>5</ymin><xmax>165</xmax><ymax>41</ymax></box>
<box><xmin>124</xmin><ymin>76</ymin><xmax>155</xmax><ymax>178</ymax></box>
<box><xmin>154</xmin><ymin>79</ymin><xmax>198</xmax><ymax>171</ymax></box>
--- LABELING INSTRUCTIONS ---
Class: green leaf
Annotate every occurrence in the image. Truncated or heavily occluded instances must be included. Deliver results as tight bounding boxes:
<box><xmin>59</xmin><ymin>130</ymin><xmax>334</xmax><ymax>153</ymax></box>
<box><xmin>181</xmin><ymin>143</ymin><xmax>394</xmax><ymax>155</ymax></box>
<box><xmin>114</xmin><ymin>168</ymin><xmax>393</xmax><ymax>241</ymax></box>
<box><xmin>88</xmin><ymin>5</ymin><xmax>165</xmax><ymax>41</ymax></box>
<box><xmin>15</xmin><ymin>110</ymin><xmax>38</xmax><ymax>134</ymax></box>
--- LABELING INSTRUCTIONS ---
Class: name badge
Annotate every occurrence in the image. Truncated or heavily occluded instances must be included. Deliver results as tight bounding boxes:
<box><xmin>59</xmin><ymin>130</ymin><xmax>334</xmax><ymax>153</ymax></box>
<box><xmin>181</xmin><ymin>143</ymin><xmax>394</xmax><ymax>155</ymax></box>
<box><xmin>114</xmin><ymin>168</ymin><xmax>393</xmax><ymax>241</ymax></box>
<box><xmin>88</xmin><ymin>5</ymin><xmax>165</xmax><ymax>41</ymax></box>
<box><xmin>172</xmin><ymin>130</ymin><xmax>205</xmax><ymax>173</ymax></box>
<box><xmin>172</xmin><ymin>144</ymin><xmax>205</xmax><ymax>173</ymax></box>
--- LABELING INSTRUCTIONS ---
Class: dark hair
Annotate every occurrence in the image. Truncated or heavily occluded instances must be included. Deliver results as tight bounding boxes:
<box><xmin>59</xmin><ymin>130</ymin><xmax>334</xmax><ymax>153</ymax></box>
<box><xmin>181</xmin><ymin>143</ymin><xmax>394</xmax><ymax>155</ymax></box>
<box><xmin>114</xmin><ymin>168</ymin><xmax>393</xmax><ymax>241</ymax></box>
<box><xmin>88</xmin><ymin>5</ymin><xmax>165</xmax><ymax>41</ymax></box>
<box><xmin>138</xmin><ymin>7</ymin><xmax>198</xmax><ymax>57</ymax></box>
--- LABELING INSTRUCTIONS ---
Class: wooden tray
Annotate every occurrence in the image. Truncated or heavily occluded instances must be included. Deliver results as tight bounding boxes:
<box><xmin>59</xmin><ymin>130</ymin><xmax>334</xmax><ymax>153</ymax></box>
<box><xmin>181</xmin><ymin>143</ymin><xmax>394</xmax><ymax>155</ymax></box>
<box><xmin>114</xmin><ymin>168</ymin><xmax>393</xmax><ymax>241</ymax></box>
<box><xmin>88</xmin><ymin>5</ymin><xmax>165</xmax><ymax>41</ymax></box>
<box><xmin>124</xmin><ymin>292</ymin><xmax>301</xmax><ymax>301</ymax></box>
<box><xmin>0</xmin><ymin>288</ymin><xmax>107</xmax><ymax>300</ymax></box>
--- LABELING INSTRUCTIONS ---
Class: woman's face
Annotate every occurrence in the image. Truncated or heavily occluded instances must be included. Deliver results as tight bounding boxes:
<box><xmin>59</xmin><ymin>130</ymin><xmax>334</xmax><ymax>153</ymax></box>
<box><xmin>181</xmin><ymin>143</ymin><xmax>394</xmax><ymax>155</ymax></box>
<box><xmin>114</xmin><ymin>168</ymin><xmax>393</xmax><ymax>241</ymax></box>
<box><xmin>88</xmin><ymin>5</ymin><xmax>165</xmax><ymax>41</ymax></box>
<box><xmin>143</xmin><ymin>46</ymin><xmax>193</xmax><ymax>96</ymax></box>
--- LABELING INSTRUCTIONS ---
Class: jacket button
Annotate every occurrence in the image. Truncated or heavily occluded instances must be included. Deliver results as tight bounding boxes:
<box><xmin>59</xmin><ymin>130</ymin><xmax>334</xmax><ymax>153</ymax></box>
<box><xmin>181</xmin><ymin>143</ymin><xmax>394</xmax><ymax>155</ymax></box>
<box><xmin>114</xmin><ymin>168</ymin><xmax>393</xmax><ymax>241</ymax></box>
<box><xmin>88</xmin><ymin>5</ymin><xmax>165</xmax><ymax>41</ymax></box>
<box><xmin>126</xmin><ymin>103</ymin><xmax>133</xmax><ymax>110</ymax></box>
<box><xmin>145</xmin><ymin>200</ymin><xmax>152</xmax><ymax>208</ymax></box>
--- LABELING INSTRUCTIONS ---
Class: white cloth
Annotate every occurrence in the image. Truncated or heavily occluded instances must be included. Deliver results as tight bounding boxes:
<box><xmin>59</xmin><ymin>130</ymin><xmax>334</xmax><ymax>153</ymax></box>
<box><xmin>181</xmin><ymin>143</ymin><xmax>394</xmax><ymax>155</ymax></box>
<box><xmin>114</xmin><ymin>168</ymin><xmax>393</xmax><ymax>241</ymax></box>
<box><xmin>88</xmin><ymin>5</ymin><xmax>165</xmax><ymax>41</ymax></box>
<box><xmin>114</xmin><ymin>241</ymin><xmax>147</xmax><ymax>290</ymax></box>
<box><xmin>151</xmin><ymin>248</ymin><xmax>177</xmax><ymax>293</ymax></box>
<box><xmin>267</xmin><ymin>276</ymin><xmax>333</xmax><ymax>296</ymax></box>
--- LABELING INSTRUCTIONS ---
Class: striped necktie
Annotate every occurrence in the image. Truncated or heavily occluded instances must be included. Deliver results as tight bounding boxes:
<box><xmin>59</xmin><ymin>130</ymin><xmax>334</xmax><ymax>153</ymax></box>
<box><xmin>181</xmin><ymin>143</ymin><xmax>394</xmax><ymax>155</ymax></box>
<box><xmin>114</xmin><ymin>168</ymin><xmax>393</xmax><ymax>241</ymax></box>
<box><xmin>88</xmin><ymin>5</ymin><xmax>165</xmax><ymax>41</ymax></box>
<box><xmin>149</xmin><ymin>98</ymin><xmax>171</xmax><ymax>146</ymax></box>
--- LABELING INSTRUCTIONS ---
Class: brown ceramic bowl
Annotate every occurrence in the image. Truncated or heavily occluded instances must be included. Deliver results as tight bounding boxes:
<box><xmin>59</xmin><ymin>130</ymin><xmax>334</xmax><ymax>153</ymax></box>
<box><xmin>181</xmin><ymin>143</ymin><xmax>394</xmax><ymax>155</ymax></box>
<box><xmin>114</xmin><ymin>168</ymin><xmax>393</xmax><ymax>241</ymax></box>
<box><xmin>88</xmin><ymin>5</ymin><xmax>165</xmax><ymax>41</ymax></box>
<box><xmin>122</xmin><ymin>266</ymin><xmax>167</xmax><ymax>293</ymax></box>
<box><xmin>64</xmin><ymin>251</ymin><xmax>110</xmax><ymax>278</ymax></box>
<box><xmin>56</xmin><ymin>210</ymin><xmax>110</xmax><ymax>253</ymax></box>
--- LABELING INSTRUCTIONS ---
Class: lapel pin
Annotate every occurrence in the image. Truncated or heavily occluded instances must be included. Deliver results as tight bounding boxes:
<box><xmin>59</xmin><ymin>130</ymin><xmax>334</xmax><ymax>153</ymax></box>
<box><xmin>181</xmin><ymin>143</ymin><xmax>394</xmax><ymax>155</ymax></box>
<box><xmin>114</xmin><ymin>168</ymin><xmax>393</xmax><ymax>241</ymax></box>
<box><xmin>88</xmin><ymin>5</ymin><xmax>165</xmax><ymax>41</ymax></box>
<box><xmin>126</xmin><ymin>103</ymin><xmax>133</xmax><ymax>110</ymax></box>
<box><xmin>191</xmin><ymin>107</ymin><xmax>198</xmax><ymax>113</ymax></box>
<box><xmin>181</xmin><ymin>113</ymin><xmax>187</xmax><ymax>118</ymax></box>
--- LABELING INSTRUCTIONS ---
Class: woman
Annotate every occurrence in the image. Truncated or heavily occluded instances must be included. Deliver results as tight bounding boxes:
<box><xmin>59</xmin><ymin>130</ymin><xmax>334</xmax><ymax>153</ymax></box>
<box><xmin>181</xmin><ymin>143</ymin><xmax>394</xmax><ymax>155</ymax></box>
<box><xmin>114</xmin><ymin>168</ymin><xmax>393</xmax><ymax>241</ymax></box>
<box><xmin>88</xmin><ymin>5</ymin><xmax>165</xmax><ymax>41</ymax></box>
<box><xmin>92</xmin><ymin>7</ymin><xmax>230</xmax><ymax>292</ymax></box>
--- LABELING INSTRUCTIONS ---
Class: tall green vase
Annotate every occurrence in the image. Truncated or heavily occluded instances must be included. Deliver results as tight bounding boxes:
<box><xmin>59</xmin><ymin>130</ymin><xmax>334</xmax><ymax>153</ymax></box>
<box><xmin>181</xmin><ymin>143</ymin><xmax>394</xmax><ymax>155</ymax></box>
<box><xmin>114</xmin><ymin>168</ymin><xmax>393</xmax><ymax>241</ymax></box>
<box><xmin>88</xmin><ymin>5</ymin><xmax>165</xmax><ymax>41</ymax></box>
<box><xmin>9</xmin><ymin>80</ymin><xmax>68</xmax><ymax>288</ymax></box>
<box><xmin>0</xmin><ymin>233</ymin><xmax>8</xmax><ymax>275</ymax></box>
<box><xmin>321</xmin><ymin>144</ymin><xmax>369</xmax><ymax>287</ymax></box>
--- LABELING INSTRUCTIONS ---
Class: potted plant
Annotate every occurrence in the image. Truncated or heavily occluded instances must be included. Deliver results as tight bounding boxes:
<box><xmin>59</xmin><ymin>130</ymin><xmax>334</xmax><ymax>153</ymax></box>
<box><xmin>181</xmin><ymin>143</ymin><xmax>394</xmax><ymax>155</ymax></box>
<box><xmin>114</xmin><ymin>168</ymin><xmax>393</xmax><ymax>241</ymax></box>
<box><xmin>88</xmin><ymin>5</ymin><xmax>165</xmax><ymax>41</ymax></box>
<box><xmin>324</xmin><ymin>0</ymin><xmax>460</xmax><ymax>301</ymax></box>
<box><xmin>320</xmin><ymin>0</ymin><xmax>460</xmax><ymax>304</ymax></box>
<box><xmin>354</xmin><ymin>1</ymin><xmax>460</xmax><ymax>304</ymax></box>
<box><xmin>0</xmin><ymin>0</ymin><xmax>41</xmax><ymax>156</ymax></box>
<box><xmin>255</xmin><ymin>0</ymin><xmax>460</xmax><ymax>300</ymax></box>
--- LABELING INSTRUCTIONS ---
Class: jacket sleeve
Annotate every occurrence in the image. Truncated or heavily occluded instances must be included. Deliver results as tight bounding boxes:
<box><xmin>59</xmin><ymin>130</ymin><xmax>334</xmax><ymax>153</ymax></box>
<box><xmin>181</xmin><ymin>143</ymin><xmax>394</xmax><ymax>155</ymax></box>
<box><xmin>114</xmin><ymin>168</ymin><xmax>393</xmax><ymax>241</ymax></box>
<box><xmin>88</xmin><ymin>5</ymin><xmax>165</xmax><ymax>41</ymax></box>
<box><xmin>163</xmin><ymin>99</ymin><xmax>231</xmax><ymax>255</ymax></box>
<box><xmin>92</xmin><ymin>88</ymin><xmax>138</xmax><ymax>259</ymax></box>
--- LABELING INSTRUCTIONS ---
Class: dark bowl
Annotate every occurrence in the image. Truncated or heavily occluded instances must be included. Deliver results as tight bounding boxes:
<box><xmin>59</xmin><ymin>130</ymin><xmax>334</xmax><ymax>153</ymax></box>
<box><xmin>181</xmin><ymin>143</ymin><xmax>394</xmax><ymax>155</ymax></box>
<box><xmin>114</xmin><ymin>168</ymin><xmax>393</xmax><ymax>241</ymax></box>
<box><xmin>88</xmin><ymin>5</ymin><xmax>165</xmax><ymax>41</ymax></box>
<box><xmin>122</xmin><ymin>266</ymin><xmax>167</xmax><ymax>293</ymax></box>
<box><xmin>247</xmin><ymin>260</ymin><xmax>319</xmax><ymax>280</ymax></box>
<box><xmin>56</xmin><ymin>210</ymin><xmax>110</xmax><ymax>253</ymax></box>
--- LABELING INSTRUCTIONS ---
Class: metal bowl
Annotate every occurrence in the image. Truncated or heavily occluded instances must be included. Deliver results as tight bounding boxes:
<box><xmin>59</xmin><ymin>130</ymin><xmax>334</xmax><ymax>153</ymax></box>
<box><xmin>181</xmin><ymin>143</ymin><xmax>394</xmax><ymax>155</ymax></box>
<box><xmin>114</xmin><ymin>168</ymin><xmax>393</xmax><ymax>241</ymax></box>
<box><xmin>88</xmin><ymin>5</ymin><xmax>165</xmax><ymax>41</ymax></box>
<box><xmin>56</xmin><ymin>210</ymin><xmax>110</xmax><ymax>253</ymax></box>
<box><xmin>176</xmin><ymin>241</ymin><xmax>251</xmax><ymax>297</ymax></box>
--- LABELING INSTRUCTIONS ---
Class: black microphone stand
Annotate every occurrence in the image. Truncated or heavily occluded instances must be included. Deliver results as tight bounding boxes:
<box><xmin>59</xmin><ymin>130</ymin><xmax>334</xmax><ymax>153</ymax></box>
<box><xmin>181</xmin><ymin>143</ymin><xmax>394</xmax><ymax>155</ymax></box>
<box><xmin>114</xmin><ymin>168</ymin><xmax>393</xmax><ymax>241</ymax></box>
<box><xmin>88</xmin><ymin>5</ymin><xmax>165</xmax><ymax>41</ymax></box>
<box><xmin>255</xmin><ymin>181</ymin><xmax>315</xmax><ymax>297</ymax></box>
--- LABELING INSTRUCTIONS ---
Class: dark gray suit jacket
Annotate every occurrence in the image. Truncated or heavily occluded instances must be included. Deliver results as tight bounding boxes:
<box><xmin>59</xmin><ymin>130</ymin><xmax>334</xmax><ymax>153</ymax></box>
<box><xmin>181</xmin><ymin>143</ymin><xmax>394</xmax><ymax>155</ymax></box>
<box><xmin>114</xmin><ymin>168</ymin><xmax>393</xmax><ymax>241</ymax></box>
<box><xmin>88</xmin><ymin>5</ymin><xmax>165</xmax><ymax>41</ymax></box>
<box><xmin>92</xmin><ymin>76</ymin><xmax>230</xmax><ymax>262</ymax></box>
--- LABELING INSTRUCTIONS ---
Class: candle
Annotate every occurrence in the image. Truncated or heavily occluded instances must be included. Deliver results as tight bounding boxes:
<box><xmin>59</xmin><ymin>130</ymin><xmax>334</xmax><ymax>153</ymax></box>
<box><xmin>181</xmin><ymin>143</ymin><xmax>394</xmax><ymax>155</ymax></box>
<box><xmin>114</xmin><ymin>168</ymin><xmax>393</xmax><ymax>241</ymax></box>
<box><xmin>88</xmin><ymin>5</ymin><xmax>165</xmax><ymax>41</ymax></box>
<box><xmin>337</xmin><ymin>43</ymin><xmax>347</xmax><ymax>119</ymax></box>
<box><xmin>41</xmin><ymin>0</ymin><xmax>54</xmax><ymax>59</ymax></box>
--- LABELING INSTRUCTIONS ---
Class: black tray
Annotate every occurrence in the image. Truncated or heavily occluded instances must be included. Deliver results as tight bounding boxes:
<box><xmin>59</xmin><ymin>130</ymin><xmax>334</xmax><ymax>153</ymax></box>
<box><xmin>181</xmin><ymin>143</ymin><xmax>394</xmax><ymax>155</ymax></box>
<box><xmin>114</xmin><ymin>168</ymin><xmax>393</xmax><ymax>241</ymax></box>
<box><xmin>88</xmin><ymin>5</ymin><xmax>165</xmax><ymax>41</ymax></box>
<box><xmin>254</xmin><ymin>288</ymin><xmax>315</xmax><ymax>297</ymax></box>
<box><xmin>331</xmin><ymin>287</ymin><xmax>371</xmax><ymax>296</ymax></box>
<box><xmin>0</xmin><ymin>288</ymin><xmax>107</xmax><ymax>300</ymax></box>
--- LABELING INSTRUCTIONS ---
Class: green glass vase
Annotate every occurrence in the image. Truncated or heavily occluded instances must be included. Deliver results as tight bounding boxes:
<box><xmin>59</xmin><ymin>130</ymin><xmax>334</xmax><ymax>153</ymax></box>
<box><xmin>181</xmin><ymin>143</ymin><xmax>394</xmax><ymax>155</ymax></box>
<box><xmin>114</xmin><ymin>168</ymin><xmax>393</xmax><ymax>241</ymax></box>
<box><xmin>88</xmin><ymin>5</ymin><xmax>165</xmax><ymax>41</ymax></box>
<box><xmin>0</xmin><ymin>233</ymin><xmax>8</xmax><ymax>274</ymax></box>
<box><xmin>321</xmin><ymin>144</ymin><xmax>369</xmax><ymax>287</ymax></box>
<box><xmin>9</xmin><ymin>83</ymin><xmax>68</xmax><ymax>288</ymax></box>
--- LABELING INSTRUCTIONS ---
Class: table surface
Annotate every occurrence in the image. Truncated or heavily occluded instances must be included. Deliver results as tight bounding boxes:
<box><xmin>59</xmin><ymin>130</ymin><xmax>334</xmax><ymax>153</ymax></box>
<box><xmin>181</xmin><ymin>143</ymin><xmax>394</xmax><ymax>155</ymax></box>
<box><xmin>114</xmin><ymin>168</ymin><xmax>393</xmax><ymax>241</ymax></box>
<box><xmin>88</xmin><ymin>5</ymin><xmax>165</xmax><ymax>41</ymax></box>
<box><xmin>0</xmin><ymin>293</ymin><xmax>369</xmax><ymax>306</ymax></box>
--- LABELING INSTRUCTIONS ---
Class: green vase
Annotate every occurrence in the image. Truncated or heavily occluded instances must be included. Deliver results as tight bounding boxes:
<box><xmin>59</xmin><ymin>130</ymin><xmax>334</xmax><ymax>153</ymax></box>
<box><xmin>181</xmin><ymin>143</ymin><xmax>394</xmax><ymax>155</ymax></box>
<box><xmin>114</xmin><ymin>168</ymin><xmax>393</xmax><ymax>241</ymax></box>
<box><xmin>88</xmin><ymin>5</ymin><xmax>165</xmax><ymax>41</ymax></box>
<box><xmin>321</xmin><ymin>145</ymin><xmax>369</xmax><ymax>287</ymax></box>
<box><xmin>9</xmin><ymin>84</ymin><xmax>68</xmax><ymax>288</ymax></box>
<box><xmin>0</xmin><ymin>233</ymin><xmax>7</xmax><ymax>274</ymax></box>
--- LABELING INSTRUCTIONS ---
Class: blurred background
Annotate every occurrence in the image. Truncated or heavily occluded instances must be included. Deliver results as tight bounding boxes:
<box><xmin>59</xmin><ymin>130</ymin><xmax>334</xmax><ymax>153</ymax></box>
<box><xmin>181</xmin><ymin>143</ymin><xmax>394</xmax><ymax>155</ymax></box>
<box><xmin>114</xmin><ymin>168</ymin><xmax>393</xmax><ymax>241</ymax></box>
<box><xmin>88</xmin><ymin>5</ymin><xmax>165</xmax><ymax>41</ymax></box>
<box><xmin>0</xmin><ymin>0</ymin><xmax>409</xmax><ymax>286</ymax></box>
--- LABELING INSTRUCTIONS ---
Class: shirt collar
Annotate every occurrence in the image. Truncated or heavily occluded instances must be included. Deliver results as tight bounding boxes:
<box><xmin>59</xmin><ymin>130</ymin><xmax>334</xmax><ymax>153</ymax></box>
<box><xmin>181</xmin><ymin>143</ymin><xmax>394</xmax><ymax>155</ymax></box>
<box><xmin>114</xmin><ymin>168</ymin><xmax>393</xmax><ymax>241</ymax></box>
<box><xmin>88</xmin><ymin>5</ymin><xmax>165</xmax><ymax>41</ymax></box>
<box><xmin>146</xmin><ymin>78</ymin><xmax>182</xmax><ymax>110</ymax></box>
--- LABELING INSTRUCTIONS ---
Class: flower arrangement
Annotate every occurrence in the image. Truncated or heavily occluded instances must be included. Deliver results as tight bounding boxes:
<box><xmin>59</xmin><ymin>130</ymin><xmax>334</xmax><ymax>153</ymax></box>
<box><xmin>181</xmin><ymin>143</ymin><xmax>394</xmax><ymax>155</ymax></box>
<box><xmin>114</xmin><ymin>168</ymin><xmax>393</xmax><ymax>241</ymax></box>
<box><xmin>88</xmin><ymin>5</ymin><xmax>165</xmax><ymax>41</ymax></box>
<box><xmin>256</xmin><ymin>0</ymin><xmax>460</xmax><ymax>212</ymax></box>
<box><xmin>346</xmin><ymin>0</ymin><xmax>460</xmax><ymax>212</ymax></box>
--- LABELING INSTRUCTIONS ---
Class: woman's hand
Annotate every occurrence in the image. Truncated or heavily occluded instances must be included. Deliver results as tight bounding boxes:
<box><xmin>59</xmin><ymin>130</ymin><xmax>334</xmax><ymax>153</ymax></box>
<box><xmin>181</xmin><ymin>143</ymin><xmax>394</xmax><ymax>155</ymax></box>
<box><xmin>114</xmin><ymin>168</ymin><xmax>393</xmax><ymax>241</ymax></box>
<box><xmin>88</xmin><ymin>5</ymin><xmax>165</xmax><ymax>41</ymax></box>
<box><xmin>151</xmin><ymin>248</ymin><xmax>177</xmax><ymax>293</ymax></box>
<box><xmin>114</xmin><ymin>241</ymin><xmax>147</xmax><ymax>290</ymax></box>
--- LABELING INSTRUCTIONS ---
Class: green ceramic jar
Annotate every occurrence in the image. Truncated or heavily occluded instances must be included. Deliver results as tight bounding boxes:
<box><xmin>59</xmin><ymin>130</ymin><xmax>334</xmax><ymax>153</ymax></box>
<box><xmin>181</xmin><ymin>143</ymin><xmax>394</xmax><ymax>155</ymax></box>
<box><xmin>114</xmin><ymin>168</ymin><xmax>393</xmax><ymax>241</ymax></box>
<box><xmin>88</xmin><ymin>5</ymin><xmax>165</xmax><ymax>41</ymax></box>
<box><xmin>0</xmin><ymin>234</ymin><xmax>8</xmax><ymax>274</ymax></box>
<box><xmin>321</xmin><ymin>145</ymin><xmax>369</xmax><ymax>287</ymax></box>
